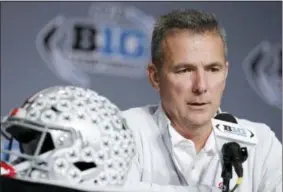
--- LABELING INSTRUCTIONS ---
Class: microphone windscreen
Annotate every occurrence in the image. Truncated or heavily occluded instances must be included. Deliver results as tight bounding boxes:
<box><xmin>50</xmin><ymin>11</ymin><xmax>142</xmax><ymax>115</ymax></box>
<box><xmin>214</xmin><ymin>113</ymin><xmax>238</xmax><ymax>124</ymax></box>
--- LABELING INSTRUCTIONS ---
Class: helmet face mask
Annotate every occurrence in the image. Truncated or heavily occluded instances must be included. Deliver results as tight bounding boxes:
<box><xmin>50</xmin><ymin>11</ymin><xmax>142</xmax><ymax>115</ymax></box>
<box><xmin>1</xmin><ymin>86</ymin><xmax>136</xmax><ymax>186</ymax></box>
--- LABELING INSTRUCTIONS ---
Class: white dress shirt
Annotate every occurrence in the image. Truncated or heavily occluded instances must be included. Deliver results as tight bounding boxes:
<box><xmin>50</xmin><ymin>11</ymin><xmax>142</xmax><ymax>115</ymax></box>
<box><xmin>121</xmin><ymin>104</ymin><xmax>282</xmax><ymax>191</ymax></box>
<box><xmin>158</xmin><ymin>106</ymin><xmax>219</xmax><ymax>186</ymax></box>
<box><xmin>169</xmin><ymin>126</ymin><xmax>217</xmax><ymax>184</ymax></box>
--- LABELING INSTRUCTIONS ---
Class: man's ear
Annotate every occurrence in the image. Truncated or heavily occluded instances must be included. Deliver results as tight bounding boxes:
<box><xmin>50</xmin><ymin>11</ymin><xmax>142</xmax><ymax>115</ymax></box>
<box><xmin>147</xmin><ymin>63</ymin><xmax>160</xmax><ymax>91</ymax></box>
<box><xmin>225</xmin><ymin>61</ymin><xmax>229</xmax><ymax>79</ymax></box>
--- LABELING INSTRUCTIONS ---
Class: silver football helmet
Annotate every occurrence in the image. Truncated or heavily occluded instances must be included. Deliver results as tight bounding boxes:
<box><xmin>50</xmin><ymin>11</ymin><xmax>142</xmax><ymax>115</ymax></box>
<box><xmin>1</xmin><ymin>86</ymin><xmax>136</xmax><ymax>186</ymax></box>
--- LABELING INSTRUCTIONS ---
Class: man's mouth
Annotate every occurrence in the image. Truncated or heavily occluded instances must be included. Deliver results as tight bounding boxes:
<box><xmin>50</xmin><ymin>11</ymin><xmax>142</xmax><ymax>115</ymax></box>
<box><xmin>187</xmin><ymin>102</ymin><xmax>210</xmax><ymax>110</ymax></box>
<box><xmin>187</xmin><ymin>102</ymin><xmax>207</xmax><ymax>106</ymax></box>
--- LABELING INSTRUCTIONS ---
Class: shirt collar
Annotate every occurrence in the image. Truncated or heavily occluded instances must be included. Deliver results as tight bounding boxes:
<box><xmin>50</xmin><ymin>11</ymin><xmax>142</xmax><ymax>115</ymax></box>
<box><xmin>153</xmin><ymin>103</ymin><xmax>170</xmax><ymax>133</ymax></box>
<box><xmin>155</xmin><ymin>103</ymin><xmax>217</xmax><ymax>155</ymax></box>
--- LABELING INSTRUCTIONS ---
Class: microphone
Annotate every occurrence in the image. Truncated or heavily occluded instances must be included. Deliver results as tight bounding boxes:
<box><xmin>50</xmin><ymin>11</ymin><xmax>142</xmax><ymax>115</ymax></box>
<box><xmin>214</xmin><ymin>113</ymin><xmax>248</xmax><ymax>192</ymax></box>
<box><xmin>214</xmin><ymin>113</ymin><xmax>238</xmax><ymax>123</ymax></box>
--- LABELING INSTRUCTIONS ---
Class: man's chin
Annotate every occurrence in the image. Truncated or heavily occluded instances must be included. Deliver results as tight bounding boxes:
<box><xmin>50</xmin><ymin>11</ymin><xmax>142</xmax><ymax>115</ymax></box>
<box><xmin>186</xmin><ymin>113</ymin><xmax>212</xmax><ymax>127</ymax></box>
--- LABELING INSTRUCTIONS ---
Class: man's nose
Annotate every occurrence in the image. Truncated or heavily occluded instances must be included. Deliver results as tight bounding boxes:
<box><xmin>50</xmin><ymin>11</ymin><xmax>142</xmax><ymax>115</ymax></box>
<box><xmin>192</xmin><ymin>70</ymin><xmax>208</xmax><ymax>94</ymax></box>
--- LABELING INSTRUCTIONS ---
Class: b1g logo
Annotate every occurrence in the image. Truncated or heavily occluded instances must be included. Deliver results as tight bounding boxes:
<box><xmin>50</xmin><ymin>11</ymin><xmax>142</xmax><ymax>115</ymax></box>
<box><xmin>216</xmin><ymin>124</ymin><xmax>247</xmax><ymax>137</ymax></box>
<box><xmin>36</xmin><ymin>3</ymin><xmax>155</xmax><ymax>88</ymax></box>
<box><xmin>243</xmin><ymin>41</ymin><xmax>282</xmax><ymax>110</ymax></box>
<box><xmin>215</xmin><ymin>123</ymin><xmax>254</xmax><ymax>138</ymax></box>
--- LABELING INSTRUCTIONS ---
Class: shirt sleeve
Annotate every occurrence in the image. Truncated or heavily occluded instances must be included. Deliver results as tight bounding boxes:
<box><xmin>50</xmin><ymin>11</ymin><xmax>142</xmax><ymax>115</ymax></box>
<box><xmin>123</xmin><ymin>154</ymin><xmax>221</xmax><ymax>192</ymax></box>
<box><xmin>258</xmin><ymin>128</ymin><xmax>282</xmax><ymax>192</ymax></box>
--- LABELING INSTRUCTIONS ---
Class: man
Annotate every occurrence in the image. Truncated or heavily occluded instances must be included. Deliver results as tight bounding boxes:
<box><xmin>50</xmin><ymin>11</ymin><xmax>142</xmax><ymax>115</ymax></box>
<box><xmin>122</xmin><ymin>9</ymin><xmax>282</xmax><ymax>191</ymax></box>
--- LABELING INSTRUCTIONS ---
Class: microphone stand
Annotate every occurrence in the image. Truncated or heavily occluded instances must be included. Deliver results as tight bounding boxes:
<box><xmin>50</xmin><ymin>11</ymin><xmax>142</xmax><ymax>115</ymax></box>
<box><xmin>221</xmin><ymin>160</ymin><xmax>232</xmax><ymax>192</ymax></box>
<box><xmin>221</xmin><ymin>142</ymin><xmax>248</xmax><ymax>192</ymax></box>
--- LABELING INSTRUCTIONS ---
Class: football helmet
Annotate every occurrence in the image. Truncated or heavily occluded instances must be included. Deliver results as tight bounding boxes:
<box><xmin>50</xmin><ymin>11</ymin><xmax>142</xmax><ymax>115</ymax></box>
<box><xmin>1</xmin><ymin>86</ymin><xmax>136</xmax><ymax>186</ymax></box>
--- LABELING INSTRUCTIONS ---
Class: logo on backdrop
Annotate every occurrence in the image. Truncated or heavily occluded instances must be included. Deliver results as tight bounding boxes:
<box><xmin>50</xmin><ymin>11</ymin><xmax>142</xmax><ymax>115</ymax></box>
<box><xmin>243</xmin><ymin>41</ymin><xmax>282</xmax><ymax>110</ymax></box>
<box><xmin>36</xmin><ymin>3</ymin><xmax>155</xmax><ymax>88</ymax></box>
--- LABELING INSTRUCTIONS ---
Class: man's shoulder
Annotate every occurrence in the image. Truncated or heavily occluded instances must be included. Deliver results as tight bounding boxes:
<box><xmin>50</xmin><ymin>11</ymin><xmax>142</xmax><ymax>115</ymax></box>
<box><xmin>236</xmin><ymin>117</ymin><xmax>280</xmax><ymax>146</ymax></box>
<box><xmin>122</xmin><ymin>104</ymin><xmax>159</xmax><ymax>118</ymax></box>
<box><xmin>237</xmin><ymin>117</ymin><xmax>274</xmax><ymax>136</ymax></box>
<box><xmin>121</xmin><ymin>104</ymin><xmax>159</xmax><ymax>130</ymax></box>
<box><xmin>121</xmin><ymin>104</ymin><xmax>161</xmax><ymax>139</ymax></box>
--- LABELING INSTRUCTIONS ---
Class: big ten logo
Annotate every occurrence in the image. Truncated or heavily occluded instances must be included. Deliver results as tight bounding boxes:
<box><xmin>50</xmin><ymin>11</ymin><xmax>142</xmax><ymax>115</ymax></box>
<box><xmin>223</xmin><ymin>125</ymin><xmax>247</xmax><ymax>137</ymax></box>
<box><xmin>65</xmin><ymin>21</ymin><xmax>150</xmax><ymax>66</ymax></box>
<box><xmin>36</xmin><ymin>3</ymin><xmax>155</xmax><ymax>87</ymax></box>
<box><xmin>242</xmin><ymin>41</ymin><xmax>282</xmax><ymax>110</ymax></box>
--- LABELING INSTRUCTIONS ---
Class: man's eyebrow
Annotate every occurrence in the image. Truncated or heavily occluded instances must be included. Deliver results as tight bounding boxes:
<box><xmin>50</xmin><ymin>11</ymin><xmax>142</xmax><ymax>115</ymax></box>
<box><xmin>172</xmin><ymin>62</ymin><xmax>224</xmax><ymax>70</ymax></box>
<box><xmin>204</xmin><ymin>62</ymin><xmax>224</xmax><ymax>68</ymax></box>
<box><xmin>172</xmin><ymin>63</ymin><xmax>195</xmax><ymax>70</ymax></box>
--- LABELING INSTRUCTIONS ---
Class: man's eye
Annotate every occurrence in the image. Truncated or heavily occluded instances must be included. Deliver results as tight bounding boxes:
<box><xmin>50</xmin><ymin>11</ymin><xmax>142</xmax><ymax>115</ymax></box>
<box><xmin>177</xmin><ymin>68</ymin><xmax>193</xmax><ymax>73</ymax></box>
<box><xmin>209</xmin><ymin>68</ymin><xmax>220</xmax><ymax>72</ymax></box>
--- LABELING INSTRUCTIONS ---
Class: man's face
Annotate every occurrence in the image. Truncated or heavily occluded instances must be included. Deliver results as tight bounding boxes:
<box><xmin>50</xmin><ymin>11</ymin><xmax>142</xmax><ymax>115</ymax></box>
<box><xmin>151</xmin><ymin>30</ymin><xmax>228</xmax><ymax>128</ymax></box>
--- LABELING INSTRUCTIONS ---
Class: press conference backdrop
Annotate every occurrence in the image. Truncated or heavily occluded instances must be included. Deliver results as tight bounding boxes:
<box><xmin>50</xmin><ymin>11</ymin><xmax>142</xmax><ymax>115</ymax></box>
<box><xmin>1</xmin><ymin>2</ymin><xmax>282</xmax><ymax>159</ymax></box>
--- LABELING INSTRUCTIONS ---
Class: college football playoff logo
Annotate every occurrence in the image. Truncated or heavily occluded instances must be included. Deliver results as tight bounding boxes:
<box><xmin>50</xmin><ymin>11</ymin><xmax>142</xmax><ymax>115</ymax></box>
<box><xmin>243</xmin><ymin>41</ymin><xmax>282</xmax><ymax>110</ymax></box>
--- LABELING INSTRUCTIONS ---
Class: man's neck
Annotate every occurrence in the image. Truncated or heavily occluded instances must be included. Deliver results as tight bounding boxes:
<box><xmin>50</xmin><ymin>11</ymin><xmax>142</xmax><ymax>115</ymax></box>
<box><xmin>160</xmin><ymin>104</ymin><xmax>213</xmax><ymax>153</ymax></box>
<box><xmin>172</xmin><ymin>121</ymin><xmax>213</xmax><ymax>153</ymax></box>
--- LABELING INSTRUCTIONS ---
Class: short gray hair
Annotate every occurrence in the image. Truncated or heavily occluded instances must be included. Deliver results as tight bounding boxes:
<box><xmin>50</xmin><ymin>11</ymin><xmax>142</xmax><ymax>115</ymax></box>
<box><xmin>151</xmin><ymin>9</ymin><xmax>227</xmax><ymax>69</ymax></box>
